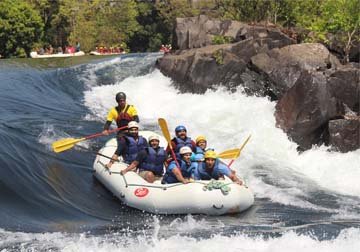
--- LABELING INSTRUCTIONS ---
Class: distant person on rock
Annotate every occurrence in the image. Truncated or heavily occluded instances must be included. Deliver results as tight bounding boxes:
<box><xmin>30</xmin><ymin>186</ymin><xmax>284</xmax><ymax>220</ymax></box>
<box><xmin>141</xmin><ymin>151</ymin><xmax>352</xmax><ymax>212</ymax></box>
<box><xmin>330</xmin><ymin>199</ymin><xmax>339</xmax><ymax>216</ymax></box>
<box><xmin>121</xmin><ymin>135</ymin><xmax>167</xmax><ymax>183</ymax></box>
<box><xmin>102</xmin><ymin>92</ymin><xmax>139</xmax><ymax>136</ymax></box>
<box><xmin>76</xmin><ymin>41</ymin><xmax>81</xmax><ymax>52</ymax></box>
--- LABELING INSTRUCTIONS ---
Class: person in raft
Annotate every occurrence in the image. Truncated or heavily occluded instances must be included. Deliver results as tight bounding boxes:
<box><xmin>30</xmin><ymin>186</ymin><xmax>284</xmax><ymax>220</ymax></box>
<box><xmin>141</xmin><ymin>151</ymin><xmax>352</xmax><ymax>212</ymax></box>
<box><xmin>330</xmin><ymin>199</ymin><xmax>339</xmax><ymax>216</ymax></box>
<box><xmin>167</xmin><ymin>125</ymin><xmax>196</xmax><ymax>159</ymax></box>
<box><xmin>102</xmin><ymin>92</ymin><xmax>139</xmax><ymax>136</ymax></box>
<box><xmin>193</xmin><ymin>150</ymin><xmax>243</xmax><ymax>185</ymax></box>
<box><xmin>162</xmin><ymin>146</ymin><xmax>197</xmax><ymax>184</ymax></box>
<box><xmin>106</xmin><ymin>121</ymin><xmax>148</xmax><ymax>168</ymax></box>
<box><xmin>190</xmin><ymin>135</ymin><xmax>214</xmax><ymax>162</ymax></box>
<box><xmin>120</xmin><ymin>135</ymin><xmax>167</xmax><ymax>183</ymax></box>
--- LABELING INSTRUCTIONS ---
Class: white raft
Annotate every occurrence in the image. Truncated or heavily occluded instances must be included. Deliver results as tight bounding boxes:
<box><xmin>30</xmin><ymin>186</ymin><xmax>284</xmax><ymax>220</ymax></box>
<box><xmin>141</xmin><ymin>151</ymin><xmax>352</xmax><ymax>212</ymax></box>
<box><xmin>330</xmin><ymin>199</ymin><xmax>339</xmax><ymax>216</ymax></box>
<box><xmin>93</xmin><ymin>131</ymin><xmax>254</xmax><ymax>215</ymax></box>
<box><xmin>30</xmin><ymin>51</ymin><xmax>85</xmax><ymax>58</ymax></box>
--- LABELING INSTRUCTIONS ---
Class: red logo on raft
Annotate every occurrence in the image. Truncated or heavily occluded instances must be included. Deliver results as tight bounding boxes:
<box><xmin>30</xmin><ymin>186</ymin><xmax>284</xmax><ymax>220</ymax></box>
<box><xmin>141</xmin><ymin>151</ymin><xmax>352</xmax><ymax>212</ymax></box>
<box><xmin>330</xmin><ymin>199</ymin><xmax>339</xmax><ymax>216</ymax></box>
<box><xmin>134</xmin><ymin>187</ymin><xmax>149</xmax><ymax>197</ymax></box>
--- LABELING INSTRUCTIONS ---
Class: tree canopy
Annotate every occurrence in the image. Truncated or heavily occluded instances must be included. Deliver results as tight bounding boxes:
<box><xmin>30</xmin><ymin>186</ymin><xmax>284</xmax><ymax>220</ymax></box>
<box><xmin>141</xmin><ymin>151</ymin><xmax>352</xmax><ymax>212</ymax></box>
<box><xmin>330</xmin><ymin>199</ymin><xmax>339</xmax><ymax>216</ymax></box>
<box><xmin>0</xmin><ymin>0</ymin><xmax>358</xmax><ymax>60</ymax></box>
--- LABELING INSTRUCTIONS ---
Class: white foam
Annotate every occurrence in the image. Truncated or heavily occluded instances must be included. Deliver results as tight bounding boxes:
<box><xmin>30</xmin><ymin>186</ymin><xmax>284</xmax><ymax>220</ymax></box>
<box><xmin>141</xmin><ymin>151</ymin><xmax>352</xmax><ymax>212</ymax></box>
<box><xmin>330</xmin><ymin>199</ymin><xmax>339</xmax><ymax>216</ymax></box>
<box><xmin>1</xmin><ymin>227</ymin><xmax>359</xmax><ymax>252</ymax></box>
<box><xmin>83</xmin><ymin>68</ymin><xmax>360</xmax><ymax>213</ymax></box>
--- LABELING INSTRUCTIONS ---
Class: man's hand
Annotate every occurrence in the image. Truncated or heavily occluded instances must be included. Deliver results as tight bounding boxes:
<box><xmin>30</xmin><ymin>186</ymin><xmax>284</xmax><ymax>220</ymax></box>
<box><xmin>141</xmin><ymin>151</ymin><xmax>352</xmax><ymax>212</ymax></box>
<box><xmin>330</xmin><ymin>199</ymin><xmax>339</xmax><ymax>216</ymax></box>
<box><xmin>105</xmin><ymin>162</ymin><xmax>113</xmax><ymax>169</ymax></box>
<box><xmin>102</xmin><ymin>130</ymin><xmax>109</xmax><ymax>135</ymax></box>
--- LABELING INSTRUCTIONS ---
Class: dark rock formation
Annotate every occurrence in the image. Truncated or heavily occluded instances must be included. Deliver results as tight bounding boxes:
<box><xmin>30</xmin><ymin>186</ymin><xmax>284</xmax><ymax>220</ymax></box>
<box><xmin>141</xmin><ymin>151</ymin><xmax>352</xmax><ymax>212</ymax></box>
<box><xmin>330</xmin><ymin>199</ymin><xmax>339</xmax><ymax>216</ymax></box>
<box><xmin>251</xmin><ymin>43</ymin><xmax>341</xmax><ymax>99</ymax></box>
<box><xmin>157</xmin><ymin>15</ymin><xmax>360</xmax><ymax>153</ymax></box>
<box><xmin>328</xmin><ymin>66</ymin><xmax>360</xmax><ymax>112</ymax></box>
<box><xmin>328</xmin><ymin>119</ymin><xmax>360</xmax><ymax>152</ymax></box>
<box><xmin>173</xmin><ymin>15</ymin><xmax>294</xmax><ymax>50</ymax></box>
<box><xmin>274</xmin><ymin>71</ymin><xmax>344</xmax><ymax>149</ymax></box>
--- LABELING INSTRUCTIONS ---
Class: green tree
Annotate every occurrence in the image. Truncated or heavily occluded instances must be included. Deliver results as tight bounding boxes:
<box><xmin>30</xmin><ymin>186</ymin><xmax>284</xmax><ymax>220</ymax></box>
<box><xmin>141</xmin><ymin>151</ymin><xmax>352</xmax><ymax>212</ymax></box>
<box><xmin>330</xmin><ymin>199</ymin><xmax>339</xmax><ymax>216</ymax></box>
<box><xmin>313</xmin><ymin>0</ymin><xmax>359</xmax><ymax>62</ymax></box>
<box><xmin>0</xmin><ymin>0</ymin><xmax>43</xmax><ymax>57</ymax></box>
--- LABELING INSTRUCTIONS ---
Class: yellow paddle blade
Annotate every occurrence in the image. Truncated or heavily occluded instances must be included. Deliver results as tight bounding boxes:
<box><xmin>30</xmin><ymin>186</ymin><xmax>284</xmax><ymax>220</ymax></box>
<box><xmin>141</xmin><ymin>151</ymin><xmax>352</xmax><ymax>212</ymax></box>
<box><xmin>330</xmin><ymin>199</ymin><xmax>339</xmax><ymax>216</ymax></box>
<box><xmin>217</xmin><ymin>148</ymin><xmax>241</xmax><ymax>159</ymax></box>
<box><xmin>52</xmin><ymin>137</ymin><xmax>86</xmax><ymax>153</ymax></box>
<box><xmin>158</xmin><ymin>118</ymin><xmax>172</xmax><ymax>148</ymax></box>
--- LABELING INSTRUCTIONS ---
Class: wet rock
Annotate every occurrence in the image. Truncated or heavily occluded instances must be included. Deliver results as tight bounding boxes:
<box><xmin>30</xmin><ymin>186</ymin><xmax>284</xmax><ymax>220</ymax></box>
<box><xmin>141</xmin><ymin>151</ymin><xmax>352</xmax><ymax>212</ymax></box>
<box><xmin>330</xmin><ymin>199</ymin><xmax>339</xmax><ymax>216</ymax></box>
<box><xmin>251</xmin><ymin>43</ymin><xmax>341</xmax><ymax>99</ymax></box>
<box><xmin>275</xmin><ymin>71</ymin><xmax>343</xmax><ymax>150</ymax></box>
<box><xmin>328</xmin><ymin>119</ymin><xmax>360</xmax><ymax>152</ymax></box>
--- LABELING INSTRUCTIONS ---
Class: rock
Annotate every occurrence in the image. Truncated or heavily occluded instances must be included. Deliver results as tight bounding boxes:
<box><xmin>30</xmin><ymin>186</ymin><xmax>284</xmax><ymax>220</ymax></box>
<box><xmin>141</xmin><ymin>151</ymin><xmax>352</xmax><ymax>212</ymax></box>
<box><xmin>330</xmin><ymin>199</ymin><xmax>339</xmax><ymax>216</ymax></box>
<box><xmin>157</xmin><ymin>36</ymin><xmax>294</xmax><ymax>95</ymax></box>
<box><xmin>328</xmin><ymin>119</ymin><xmax>360</xmax><ymax>152</ymax></box>
<box><xmin>328</xmin><ymin>65</ymin><xmax>360</xmax><ymax>112</ymax></box>
<box><xmin>251</xmin><ymin>43</ymin><xmax>341</xmax><ymax>99</ymax></box>
<box><xmin>173</xmin><ymin>15</ymin><xmax>295</xmax><ymax>50</ymax></box>
<box><xmin>275</xmin><ymin>71</ymin><xmax>343</xmax><ymax>150</ymax></box>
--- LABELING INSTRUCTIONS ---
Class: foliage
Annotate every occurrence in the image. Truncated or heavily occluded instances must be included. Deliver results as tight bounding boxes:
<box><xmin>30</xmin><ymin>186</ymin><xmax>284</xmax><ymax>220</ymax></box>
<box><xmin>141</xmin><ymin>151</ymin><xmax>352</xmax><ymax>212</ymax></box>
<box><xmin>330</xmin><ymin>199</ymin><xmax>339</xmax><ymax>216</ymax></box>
<box><xmin>0</xmin><ymin>0</ymin><xmax>359</xmax><ymax>59</ymax></box>
<box><xmin>213</xmin><ymin>49</ymin><xmax>224</xmax><ymax>65</ymax></box>
<box><xmin>212</xmin><ymin>35</ymin><xmax>234</xmax><ymax>45</ymax></box>
<box><xmin>293</xmin><ymin>0</ymin><xmax>360</xmax><ymax>62</ymax></box>
<box><xmin>0</xmin><ymin>0</ymin><xmax>43</xmax><ymax>57</ymax></box>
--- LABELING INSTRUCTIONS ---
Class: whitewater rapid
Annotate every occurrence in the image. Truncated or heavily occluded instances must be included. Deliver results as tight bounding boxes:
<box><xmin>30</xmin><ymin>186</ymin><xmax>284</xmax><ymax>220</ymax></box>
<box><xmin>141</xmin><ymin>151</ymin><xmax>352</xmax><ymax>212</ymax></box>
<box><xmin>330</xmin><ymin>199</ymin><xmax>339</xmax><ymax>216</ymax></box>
<box><xmin>83</xmin><ymin>65</ymin><xmax>360</xmax><ymax>203</ymax></box>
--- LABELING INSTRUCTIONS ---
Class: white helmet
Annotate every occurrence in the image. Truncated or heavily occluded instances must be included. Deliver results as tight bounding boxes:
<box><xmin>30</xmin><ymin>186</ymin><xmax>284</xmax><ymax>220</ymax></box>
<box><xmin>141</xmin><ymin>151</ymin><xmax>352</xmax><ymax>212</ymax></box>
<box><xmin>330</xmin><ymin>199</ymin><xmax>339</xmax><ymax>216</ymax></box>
<box><xmin>148</xmin><ymin>135</ymin><xmax>159</xmax><ymax>142</ymax></box>
<box><xmin>179</xmin><ymin>146</ymin><xmax>192</xmax><ymax>155</ymax></box>
<box><xmin>127</xmin><ymin>121</ymin><xmax>139</xmax><ymax>129</ymax></box>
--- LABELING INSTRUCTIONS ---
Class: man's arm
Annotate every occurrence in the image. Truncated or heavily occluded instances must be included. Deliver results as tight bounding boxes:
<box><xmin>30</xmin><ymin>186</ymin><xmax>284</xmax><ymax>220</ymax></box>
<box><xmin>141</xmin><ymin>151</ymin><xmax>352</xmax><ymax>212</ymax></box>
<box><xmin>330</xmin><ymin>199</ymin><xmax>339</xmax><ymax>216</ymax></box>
<box><xmin>103</xmin><ymin>108</ymin><xmax>116</xmax><ymax>134</ymax></box>
<box><xmin>121</xmin><ymin>160</ymin><xmax>139</xmax><ymax>175</ymax></box>
<box><xmin>219</xmin><ymin>163</ymin><xmax>243</xmax><ymax>185</ymax></box>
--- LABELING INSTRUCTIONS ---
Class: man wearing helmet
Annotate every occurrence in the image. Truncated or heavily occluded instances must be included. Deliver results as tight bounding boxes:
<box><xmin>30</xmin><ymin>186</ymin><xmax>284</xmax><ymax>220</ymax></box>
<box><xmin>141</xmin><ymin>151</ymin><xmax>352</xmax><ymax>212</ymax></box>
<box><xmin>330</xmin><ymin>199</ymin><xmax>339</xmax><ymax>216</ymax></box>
<box><xmin>168</xmin><ymin>125</ymin><xmax>196</xmax><ymax>158</ymax></box>
<box><xmin>120</xmin><ymin>134</ymin><xmax>167</xmax><ymax>183</ymax></box>
<box><xmin>190</xmin><ymin>135</ymin><xmax>213</xmax><ymax>162</ymax></box>
<box><xmin>162</xmin><ymin>146</ymin><xmax>197</xmax><ymax>184</ymax></box>
<box><xmin>103</xmin><ymin>92</ymin><xmax>139</xmax><ymax>135</ymax></box>
<box><xmin>193</xmin><ymin>150</ymin><xmax>243</xmax><ymax>185</ymax></box>
<box><xmin>106</xmin><ymin>121</ymin><xmax>148</xmax><ymax>168</ymax></box>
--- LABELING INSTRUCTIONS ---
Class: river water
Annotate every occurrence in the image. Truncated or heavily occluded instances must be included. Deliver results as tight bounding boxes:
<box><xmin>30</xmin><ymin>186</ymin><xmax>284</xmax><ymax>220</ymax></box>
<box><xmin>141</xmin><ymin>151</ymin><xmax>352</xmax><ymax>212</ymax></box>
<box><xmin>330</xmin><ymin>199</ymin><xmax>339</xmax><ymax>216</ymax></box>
<box><xmin>0</xmin><ymin>53</ymin><xmax>359</xmax><ymax>251</ymax></box>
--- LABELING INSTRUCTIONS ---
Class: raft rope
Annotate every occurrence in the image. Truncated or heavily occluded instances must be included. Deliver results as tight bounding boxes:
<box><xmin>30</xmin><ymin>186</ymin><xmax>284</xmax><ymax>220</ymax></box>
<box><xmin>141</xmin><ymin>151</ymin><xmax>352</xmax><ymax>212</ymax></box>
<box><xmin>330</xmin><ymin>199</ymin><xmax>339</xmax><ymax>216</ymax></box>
<box><xmin>97</xmin><ymin>160</ymin><xmax>238</xmax><ymax>192</ymax></box>
<box><xmin>202</xmin><ymin>180</ymin><xmax>232</xmax><ymax>195</ymax></box>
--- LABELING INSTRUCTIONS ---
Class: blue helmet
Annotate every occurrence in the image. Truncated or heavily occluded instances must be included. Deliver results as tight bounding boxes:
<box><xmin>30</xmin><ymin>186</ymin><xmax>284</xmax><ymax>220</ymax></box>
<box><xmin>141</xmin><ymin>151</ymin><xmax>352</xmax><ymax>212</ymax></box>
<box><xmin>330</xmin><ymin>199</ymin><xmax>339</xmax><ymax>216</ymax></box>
<box><xmin>175</xmin><ymin>125</ymin><xmax>187</xmax><ymax>133</ymax></box>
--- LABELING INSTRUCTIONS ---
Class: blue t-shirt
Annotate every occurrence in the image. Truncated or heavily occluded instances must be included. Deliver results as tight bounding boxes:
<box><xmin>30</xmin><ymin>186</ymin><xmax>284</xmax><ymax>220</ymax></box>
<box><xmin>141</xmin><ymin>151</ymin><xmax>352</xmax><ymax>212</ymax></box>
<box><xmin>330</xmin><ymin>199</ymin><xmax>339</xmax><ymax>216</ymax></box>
<box><xmin>167</xmin><ymin>160</ymin><xmax>197</xmax><ymax>178</ymax></box>
<box><xmin>194</xmin><ymin>160</ymin><xmax>231</xmax><ymax>180</ymax></box>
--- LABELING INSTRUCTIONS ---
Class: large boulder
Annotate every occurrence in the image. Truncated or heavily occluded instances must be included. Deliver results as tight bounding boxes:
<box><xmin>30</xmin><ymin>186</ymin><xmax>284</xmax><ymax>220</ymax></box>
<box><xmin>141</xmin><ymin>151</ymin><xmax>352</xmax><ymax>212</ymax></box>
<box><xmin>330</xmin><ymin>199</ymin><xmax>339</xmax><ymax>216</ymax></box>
<box><xmin>173</xmin><ymin>15</ymin><xmax>294</xmax><ymax>50</ymax></box>
<box><xmin>157</xmin><ymin>37</ymin><xmax>292</xmax><ymax>95</ymax></box>
<box><xmin>328</xmin><ymin>119</ymin><xmax>360</xmax><ymax>152</ymax></box>
<box><xmin>327</xmin><ymin>66</ymin><xmax>360</xmax><ymax>112</ymax></box>
<box><xmin>251</xmin><ymin>43</ymin><xmax>341</xmax><ymax>99</ymax></box>
<box><xmin>275</xmin><ymin>71</ymin><xmax>343</xmax><ymax>150</ymax></box>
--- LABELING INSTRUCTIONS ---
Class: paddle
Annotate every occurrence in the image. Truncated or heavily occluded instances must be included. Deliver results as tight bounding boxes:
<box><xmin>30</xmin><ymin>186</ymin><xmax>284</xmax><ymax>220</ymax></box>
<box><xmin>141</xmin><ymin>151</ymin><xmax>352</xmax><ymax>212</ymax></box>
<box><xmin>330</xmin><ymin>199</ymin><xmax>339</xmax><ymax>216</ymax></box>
<box><xmin>217</xmin><ymin>148</ymin><xmax>241</xmax><ymax>159</ymax></box>
<box><xmin>158</xmin><ymin>118</ymin><xmax>180</xmax><ymax>167</ymax></box>
<box><xmin>52</xmin><ymin>125</ymin><xmax>128</xmax><ymax>153</ymax></box>
<box><xmin>228</xmin><ymin>135</ymin><xmax>251</xmax><ymax>167</ymax></box>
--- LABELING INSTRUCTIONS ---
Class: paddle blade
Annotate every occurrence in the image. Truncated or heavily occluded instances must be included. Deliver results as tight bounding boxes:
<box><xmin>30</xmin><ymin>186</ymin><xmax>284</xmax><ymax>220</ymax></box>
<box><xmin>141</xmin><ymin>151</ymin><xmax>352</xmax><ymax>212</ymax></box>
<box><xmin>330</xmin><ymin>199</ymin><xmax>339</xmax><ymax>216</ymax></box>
<box><xmin>158</xmin><ymin>118</ymin><xmax>172</xmax><ymax>147</ymax></box>
<box><xmin>52</xmin><ymin>137</ymin><xmax>86</xmax><ymax>153</ymax></box>
<box><xmin>217</xmin><ymin>148</ymin><xmax>241</xmax><ymax>159</ymax></box>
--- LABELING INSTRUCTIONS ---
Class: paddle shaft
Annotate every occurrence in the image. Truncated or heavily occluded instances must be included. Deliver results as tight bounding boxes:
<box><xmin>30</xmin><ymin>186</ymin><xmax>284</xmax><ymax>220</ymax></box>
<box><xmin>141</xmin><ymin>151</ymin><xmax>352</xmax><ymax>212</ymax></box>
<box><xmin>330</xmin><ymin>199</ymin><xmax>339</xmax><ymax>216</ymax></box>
<box><xmin>228</xmin><ymin>135</ymin><xmax>251</xmax><ymax>167</ymax></box>
<box><xmin>86</xmin><ymin>125</ymin><xmax>128</xmax><ymax>140</ymax></box>
<box><xmin>158</xmin><ymin>118</ymin><xmax>180</xmax><ymax>168</ymax></box>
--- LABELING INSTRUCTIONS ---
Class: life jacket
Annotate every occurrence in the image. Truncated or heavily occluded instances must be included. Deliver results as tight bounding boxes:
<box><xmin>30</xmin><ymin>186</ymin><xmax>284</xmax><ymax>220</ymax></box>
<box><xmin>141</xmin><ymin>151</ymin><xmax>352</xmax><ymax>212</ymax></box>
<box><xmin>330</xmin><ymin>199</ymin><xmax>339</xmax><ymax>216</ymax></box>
<box><xmin>115</xmin><ymin>105</ymin><xmax>133</xmax><ymax>128</ymax></box>
<box><xmin>139</xmin><ymin>147</ymin><xmax>166</xmax><ymax>176</ymax></box>
<box><xmin>123</xmin><ymin>135</ymin><xmax>147</xmax><ymax>163</ymax></box>
<box><xmin>162</xmin><ymin>159</ymin><xmax>195</xmax><ymax>184</ymax></box>
<box><xmin>197</xmin><ymin>159</ymin><xmax>222</xmax><ymax>180</ymax></box>
<box><xmin>173</xmin><ymin>137</ymin><xmax>193</xmax><ymax>154</ymax></box>
<box><xmin>190</xmin><ymin>146</ymin><xmax>203</xmax><ymax>161</ymax></box>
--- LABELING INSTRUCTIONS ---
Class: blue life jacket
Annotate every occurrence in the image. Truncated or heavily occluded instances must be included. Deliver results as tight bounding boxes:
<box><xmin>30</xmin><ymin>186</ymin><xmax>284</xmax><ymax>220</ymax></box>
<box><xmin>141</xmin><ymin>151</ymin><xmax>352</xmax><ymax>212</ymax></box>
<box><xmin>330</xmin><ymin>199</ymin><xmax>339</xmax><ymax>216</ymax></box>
<box><xmin>162</xmin><ymin>159</ymin><xmax>195</xmax><ymax>184</ymax></box>
<box><xmin>173</xmin><ymin>137</ymin><xmax>193</xmax><ymax>153</ymax></box>
<box><xmin>197</xmin><ymin>159</ymin><xmax>222</xmax><ymax>180</ymax></box>
<box><xmin>139</xmin><ymin>147</ymin><xmax>166</xmax><ymax>175</ymax></box>
<box><xmin>123</xmin><ymin>135</ymin><xmax>147</xmax><ymax>163</ymax></box>
<box><xmin>191</xmin><ymin>146</ymin><xmax>204</xmax><ymax>161</ymax></box>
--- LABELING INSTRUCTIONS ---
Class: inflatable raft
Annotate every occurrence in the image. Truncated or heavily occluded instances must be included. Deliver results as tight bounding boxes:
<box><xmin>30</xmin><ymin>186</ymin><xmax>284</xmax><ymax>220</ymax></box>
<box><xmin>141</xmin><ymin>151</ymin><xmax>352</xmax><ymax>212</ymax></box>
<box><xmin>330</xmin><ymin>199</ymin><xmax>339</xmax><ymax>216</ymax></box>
<box><xmin>30</xmin><ymin>51</ymin><xmax>85</xmax><ymax>58</ymax></box>
<box><xmin>93</xmin><ymin>131</ymin><xmax>254</xmax><ymax>215</ymax></box>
